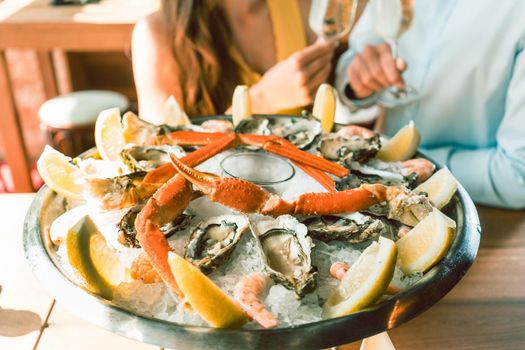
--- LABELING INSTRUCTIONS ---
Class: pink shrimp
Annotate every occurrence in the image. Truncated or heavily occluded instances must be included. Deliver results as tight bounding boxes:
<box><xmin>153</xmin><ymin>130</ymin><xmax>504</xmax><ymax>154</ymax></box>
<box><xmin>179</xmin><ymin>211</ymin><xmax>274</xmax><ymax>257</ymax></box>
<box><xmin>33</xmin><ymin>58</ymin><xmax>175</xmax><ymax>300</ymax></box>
<box><xmin>234</xmin><ymin>272</ymin><xmax>277</xmax><ymax>329</ymax></box>
<box><xmin>330</xmin><ymin>261</ymin><xmax>400</xmax><ymax>295</ymax></box>
<box><xmin>330</xmin><ymin>261</ymin><xmax>350</xmax><ymax>280</ymax></box>
<box><xmin>397</xmin><ymin>225</ymin><xmax>412</xmax><ymax>238</ymax></box>
<box><xmin>401</xmin><ymin>158</ymin><xmax>436</xmax><ymax>182</ymax></box>
<box><xmin>336</xmin><ymin>125</ymin><xmax>375</xmax><ymax>139</ymax></box>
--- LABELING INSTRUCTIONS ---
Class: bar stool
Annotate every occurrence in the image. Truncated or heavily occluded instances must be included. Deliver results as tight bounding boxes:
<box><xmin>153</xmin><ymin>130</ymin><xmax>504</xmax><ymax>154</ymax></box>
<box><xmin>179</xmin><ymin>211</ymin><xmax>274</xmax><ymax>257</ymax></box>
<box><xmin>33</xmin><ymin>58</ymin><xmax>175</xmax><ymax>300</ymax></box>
<box><xmin>38</xmin><ymin>90</ymin><xmax>129</xmax><ymax>157</ymax></box>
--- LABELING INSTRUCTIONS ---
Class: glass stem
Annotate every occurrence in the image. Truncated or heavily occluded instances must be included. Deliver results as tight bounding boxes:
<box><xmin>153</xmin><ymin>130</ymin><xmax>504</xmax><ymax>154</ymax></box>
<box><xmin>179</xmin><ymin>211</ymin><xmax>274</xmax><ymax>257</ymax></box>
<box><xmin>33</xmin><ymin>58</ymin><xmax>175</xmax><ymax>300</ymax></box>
<box><xmin>387</xmin><ymin>38</ymin><xmax>399</xmax><ymax>60</ymax></box>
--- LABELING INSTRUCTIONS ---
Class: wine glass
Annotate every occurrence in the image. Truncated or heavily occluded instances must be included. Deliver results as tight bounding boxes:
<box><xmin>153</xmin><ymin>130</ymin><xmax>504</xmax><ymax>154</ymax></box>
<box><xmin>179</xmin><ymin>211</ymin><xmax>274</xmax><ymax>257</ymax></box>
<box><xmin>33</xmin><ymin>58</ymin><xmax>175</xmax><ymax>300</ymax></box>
<box><xmin>309</xmin><ymin>0</ymin><xmax>361</xmax><ymax>42</ymax></box>
<box><xmin>371</xmin><ymin>0</ymin><xmax>418</xmax><ymax>107</ymax></box>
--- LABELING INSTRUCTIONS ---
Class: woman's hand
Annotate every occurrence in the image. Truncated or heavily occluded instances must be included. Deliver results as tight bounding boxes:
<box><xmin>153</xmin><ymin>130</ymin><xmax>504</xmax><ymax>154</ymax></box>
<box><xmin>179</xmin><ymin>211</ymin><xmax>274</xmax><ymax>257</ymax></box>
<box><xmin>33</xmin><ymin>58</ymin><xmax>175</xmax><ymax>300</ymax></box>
<box><xmin>346</xmin><ymin>43</ymin><xmax>406</xmax><ymax>99</ymax></box>
<box><xmin>250</xmin><ymin>40</ymin><xmax>335</xmax><ymax>113</ymax></box>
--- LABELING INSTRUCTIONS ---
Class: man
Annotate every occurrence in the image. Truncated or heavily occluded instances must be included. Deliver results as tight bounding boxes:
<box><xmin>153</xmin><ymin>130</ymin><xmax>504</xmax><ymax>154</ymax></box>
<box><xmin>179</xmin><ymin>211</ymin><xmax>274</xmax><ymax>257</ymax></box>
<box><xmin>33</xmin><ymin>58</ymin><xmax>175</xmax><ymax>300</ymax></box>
<box><xmin>336</xmin><ymin>0</ymin><xmax>525</xmax><ymax>209</ymax></box>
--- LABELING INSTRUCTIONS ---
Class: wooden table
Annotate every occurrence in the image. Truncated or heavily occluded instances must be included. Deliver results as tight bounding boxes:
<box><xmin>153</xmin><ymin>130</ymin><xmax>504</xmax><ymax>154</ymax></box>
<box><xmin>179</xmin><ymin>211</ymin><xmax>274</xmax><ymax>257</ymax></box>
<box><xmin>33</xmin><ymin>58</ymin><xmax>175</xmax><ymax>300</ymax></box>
<box><xmin>0</xmin><ymin>0</ymin><xmax>159</xmax><ymax>192</ymax></box>
<box><xmin>2</xmin><ymin>194</ymin><xmax>524</xmax><ymax>349</ymax></box>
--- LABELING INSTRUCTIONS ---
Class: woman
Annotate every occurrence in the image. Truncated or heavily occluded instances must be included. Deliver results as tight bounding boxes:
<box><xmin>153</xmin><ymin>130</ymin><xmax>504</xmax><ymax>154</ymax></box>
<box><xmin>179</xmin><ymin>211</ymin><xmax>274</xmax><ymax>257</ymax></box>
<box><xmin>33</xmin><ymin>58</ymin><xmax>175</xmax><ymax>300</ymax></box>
<box><xmin>132</xmin><ymin>0</ymin><xmax>336</xmax><ymax>123</ymax></box>
<box><xmin>335</xmin><ymin>0</ymin><xmax>525</xmax><ymax>209</ymax></box>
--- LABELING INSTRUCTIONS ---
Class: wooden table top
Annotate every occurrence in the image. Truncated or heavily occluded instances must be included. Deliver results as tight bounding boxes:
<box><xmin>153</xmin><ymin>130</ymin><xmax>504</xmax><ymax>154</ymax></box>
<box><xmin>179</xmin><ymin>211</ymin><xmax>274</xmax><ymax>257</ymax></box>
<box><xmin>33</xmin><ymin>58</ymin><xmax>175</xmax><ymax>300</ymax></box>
<box><xmin>0</xmin><ymin>0</ymin><xmax>159</xmax><ymax>50</ymax></box>
<box><xmin>1</xmin><ymin>194</ymin><xmax>524</xmax><ymax>349</ymax></box>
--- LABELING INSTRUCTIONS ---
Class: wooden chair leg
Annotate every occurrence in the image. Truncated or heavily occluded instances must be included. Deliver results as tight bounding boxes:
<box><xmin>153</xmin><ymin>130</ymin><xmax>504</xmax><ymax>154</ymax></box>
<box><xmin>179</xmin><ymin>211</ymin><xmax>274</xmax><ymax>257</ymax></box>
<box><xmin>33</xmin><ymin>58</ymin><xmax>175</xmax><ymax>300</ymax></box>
<box><xmin>0</xmin><ymin>50</ymin><xmax>34</xmax><ymax>192</ymax></box>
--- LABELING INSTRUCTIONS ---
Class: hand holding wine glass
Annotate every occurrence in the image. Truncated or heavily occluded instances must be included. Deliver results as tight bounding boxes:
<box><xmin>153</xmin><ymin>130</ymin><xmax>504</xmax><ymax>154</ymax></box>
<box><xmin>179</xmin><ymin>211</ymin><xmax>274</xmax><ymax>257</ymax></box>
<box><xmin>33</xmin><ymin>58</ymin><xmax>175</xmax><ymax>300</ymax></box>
<box><xmin>370</xmin><ymin>0</ymin><xmax>417</xmax><ymax>106</ymax></box>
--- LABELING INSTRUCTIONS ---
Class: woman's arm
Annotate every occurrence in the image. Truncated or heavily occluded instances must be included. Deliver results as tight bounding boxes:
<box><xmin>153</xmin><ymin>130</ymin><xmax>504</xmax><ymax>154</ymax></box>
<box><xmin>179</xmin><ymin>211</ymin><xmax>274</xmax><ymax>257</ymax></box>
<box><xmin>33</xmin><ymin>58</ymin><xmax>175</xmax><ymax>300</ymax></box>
<box><xmin>132</xmin><ymin>14</ymin><xmax>181</xmax><ymax>124</ymax></box>
<box><xmin>424</xmin><ymin>44</ymin><xmax>525</xmax><ymax>209</ymax></box>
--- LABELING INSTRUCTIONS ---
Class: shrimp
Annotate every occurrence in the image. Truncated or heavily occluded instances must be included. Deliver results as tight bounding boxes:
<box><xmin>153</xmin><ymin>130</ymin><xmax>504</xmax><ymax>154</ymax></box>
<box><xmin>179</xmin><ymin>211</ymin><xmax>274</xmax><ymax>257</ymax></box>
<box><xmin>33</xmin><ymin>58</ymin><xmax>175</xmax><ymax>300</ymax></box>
<box><xmin>401</xmin><ymin>158</ymin><xmax>436</xmax><ymax>182</ymax></box>
<box><xmin>397</xmin><ymin>225</ymin><xmax>412</xmax><ymax>238</ymax></box>
<box><xmin>336</xmin><ymin>125</ymin><xmax>376</xmax><ymax>139</ymax></box>
<box><xmin>330</xmin><ymin>261</ymin><xmax>400</xmax><ymax>295</ymax></box>
<box><xmin>200</xmin><ymin>119</ymin><xmax>233</xmax><ymax>133</ymax></box>
<box><xmin>234</xmin><ymin>272</ymin><xmax>277</xmax><ymax>329</ymax></box>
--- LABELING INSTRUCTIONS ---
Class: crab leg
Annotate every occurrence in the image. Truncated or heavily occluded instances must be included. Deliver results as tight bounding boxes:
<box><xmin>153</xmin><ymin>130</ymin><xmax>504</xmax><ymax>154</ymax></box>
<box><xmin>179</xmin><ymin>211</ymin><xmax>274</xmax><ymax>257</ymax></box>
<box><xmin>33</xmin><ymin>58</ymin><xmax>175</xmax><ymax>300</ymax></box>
<box><xmin>169</xmin><ymin>154</ymin><xmax>384</xmax><ymax>217</ymax></box>
<box><xmin>292</xmin><ymin>161</ymin><xmax>335</xmax><ymax>192</ymax></box>
<box><xmin>134</xmin><ymin>134</ymin><xmax>240</xmax><ymax>299</ymax></box>
<box><xmin>238</xmin><ymin>134</ymin><xmax>349</xmax><ymax>178</ymax></box>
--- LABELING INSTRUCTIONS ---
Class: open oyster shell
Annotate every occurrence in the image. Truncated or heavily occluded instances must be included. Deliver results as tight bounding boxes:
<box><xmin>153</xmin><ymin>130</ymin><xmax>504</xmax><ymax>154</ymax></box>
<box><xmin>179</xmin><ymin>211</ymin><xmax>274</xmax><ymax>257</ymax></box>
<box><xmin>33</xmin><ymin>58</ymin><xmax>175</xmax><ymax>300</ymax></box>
<box><xmin>301</xmin><ymin>212</ymin><xmax>394</xmax><ymax>244</ymax></box>
<box><xmin>272</xmin><ymin>117</ymin><xmax>322</xmax><ymax>149</ymax></box>
<box><xmin>117</xmin><ymin>203</ymin><xmax>192</xmax><ymax>248</ymax></box>
<box><xmin>318</xmin><ymin>133</ymin><xmax>381</xmax><ymax>163</ymax></box>
<box><xmin>184</xmin><ymin>215</ymin><xmax>249</xmax><ymax>273</ymax></box>
<box><xmin>336</xmin><ymin>160</ymin><xmax>418</xmax><ymax>190</ymax></box>
<box><xmin>120</xmin><ymin>145</ymin><xmax>186</xmax><ymax>172</ymax></box>
<box><xmin>250</xmin><ymin>215</ymin><xmax>317</xmax><ymax>298</ymax></box>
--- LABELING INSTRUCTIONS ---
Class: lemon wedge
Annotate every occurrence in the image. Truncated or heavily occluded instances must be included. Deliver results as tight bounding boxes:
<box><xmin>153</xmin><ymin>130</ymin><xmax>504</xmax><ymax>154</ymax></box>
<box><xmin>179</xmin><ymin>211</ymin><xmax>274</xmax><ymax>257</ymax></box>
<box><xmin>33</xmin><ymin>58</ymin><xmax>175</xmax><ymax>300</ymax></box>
<box><xmin>377</xmin><ymin>121</ymin><xmax>421</xmax><ymax>161</ymax></box>
<box><xmin>415</xmin><ymin>167</ymin><xmax>459</xmax><ymax>209</ymax></box>
<box><xmin>36</xmin><ymin>145</ymin><xmax>85</xmax><ymax>201</ymax></box>
<box><xmin>322</xmin><ymin>237</ymin><xmax>397</xmax><ymax>319</ymax></box>
<box><xmin>95</xmin><ymin>107</ymin><xmax>126</xmax><ymax>161</ymax></box>
<box><xmin>168</xmin><ymin>252</ymin><xmax>248</xmax><ymax>328</ymax></box>
<box><xmin>232</xmin><ymin>85</ymin><xmax>252</xmax><ymax>127</ymax></box>
<box><xmin>396</xmin><ymin>209</ymin><xmax>456</xmax><ymax>274</ymax></box>
<box><xmin>312</xmin><ymin>83</ymin><xmax>336</xmax><ymax>133</ymax></box>
<box><xmin>164</xmin><ymin>95</ymin><xmax>192</xmax><ymax>126</ymax></box>
<box><xmin>67</xmin><ymin>215</ymin><xmax>126</xmax><ymax>299</ymax></box>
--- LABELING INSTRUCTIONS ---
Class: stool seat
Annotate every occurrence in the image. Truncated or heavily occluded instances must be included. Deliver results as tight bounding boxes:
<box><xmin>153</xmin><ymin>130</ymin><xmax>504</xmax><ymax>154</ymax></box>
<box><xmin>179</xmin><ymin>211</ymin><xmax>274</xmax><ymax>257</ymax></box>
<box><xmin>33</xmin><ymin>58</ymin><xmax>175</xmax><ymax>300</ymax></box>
<box><xmin>38</xmin><ymin>90</ymin><xmax>129</xmax><ymax>128</ymax></box>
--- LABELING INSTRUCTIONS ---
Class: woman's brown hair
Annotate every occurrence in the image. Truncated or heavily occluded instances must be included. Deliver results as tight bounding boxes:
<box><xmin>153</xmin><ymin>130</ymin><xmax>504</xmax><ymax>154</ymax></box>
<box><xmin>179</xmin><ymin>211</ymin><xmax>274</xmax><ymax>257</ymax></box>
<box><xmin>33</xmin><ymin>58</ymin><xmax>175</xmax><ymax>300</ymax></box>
<box><xmin>162</xmin><ymin>0</ymin><xmax>242</xmax><ymax>116</ymax></box>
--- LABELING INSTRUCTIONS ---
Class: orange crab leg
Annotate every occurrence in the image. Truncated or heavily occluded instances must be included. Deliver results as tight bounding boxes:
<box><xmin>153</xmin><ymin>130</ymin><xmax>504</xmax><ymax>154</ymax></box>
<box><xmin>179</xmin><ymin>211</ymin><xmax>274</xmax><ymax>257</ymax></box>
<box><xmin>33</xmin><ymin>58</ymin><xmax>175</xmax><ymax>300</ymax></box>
<box><xmin>169</xmin><ymin>153</ymin><xmax>384</xmax><ymax>217</ymax></box>
<box><xmin>239</xmin><ymin>134</ymin><xmax>349</xmax><ymax>178</ymax></box>
<box><xmin>292</xmin><ymin>161</ymin><xmax>335</xmax><ymax>192</ymax></box>
<box><xmin>134</xmin><ymin>134</ymin><xmax>242</xmax><ymax>299</ymax></box>
<box><xmin>166</xmin><ymin>131</ymin><xmax>229</xmax><ymax>146</ymax></box>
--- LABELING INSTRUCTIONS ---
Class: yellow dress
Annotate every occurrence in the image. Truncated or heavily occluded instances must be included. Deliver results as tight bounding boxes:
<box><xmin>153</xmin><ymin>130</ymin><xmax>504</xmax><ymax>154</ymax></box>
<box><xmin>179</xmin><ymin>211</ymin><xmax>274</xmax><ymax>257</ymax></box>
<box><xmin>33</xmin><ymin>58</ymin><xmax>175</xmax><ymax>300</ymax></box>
<box><xmin>231</xmin><ymin>0</ymin><xmax>308</xmax><ymax>115</ymax></box>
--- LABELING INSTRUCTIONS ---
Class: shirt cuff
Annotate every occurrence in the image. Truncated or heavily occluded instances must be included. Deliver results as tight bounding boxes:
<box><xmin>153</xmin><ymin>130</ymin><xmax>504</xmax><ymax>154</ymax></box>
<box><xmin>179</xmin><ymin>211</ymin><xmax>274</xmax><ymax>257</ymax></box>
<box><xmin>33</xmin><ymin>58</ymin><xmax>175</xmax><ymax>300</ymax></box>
<box><xmin>336</xmin><ymin>77</ymin><xmax>379</xmax><ymax>112</ymax></box>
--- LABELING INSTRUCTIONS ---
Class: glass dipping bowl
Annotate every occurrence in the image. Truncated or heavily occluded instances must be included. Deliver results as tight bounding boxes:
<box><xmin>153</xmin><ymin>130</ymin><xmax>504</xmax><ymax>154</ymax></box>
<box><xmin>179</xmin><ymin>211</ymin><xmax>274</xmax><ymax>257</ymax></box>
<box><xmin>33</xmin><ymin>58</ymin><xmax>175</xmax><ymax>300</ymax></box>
<box><xmin>220</xmin><ymin>151</ymin><xmax>295</xmax><ymax>186</ymax></box>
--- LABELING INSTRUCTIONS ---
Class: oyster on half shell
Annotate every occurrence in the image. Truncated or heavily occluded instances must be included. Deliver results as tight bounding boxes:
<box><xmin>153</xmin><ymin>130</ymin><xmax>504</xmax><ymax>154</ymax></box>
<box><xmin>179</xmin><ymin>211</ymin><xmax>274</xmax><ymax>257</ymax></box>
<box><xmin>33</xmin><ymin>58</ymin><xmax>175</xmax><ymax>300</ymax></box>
<box><xmin>250</xmin><ymin>215</ymin><xmax>317</xmax><ymax>298</ymax></box>
<box><xmin>318</xmin><ymin>134</ymin><xmax>381</xmax><ymax>163</ymax></box>
<box><xmin>185</xmin><ymin>215</ymin><xmax>249</xmax><ymax>273</ymax></box>
<box><xmin>120</xmin><ymin>145</ymin><xmax>186</xmax><ymax>172</ymax></box>
<box><xmin>301</xmin><ymin>212</ymin><xmax>394</xmax><ymax>244</ymax></box>
<box><xmin>272</xmin><ymin>117</ymin><xmax>322</xmax><ymax>149</ymax></box>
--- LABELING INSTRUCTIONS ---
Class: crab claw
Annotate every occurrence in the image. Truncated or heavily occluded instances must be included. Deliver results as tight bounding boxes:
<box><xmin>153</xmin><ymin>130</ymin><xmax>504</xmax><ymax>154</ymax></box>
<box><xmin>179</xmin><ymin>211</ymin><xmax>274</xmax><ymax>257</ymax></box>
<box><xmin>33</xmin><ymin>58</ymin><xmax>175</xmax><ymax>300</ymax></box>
<box><xmin>169</xmin><ymin>153</ymin><xmax>292</xmax><ymax>214</ymax></box>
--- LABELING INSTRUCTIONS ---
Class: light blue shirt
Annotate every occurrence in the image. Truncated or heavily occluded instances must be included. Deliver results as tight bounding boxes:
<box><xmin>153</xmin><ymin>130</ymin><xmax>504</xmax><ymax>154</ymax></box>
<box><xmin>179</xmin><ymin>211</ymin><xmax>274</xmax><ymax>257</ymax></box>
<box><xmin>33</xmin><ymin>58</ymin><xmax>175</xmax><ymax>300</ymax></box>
<box><xmin>336</xmin><ymin>0</ymin><xmax>525</xmax><ymax>209</ymax></box>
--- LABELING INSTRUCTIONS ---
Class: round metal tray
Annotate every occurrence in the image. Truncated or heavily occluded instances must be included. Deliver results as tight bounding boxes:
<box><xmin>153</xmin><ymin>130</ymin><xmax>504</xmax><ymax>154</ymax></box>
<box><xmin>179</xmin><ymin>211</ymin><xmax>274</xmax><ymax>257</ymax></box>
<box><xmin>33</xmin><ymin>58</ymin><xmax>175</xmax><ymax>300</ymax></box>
<box><xmin>24</xmin><ymin>115</ymin><xmax>481</xmax><ymax>349</ymax></box>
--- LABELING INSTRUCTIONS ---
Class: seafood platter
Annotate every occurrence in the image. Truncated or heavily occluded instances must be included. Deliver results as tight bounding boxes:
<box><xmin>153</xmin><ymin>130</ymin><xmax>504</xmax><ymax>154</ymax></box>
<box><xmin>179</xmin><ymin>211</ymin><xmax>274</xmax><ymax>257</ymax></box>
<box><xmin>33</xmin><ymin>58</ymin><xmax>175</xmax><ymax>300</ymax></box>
<box><xmin>24</xmin><ymin>88</ymin><xmax>480</xmax><ymax>349</ymax></box>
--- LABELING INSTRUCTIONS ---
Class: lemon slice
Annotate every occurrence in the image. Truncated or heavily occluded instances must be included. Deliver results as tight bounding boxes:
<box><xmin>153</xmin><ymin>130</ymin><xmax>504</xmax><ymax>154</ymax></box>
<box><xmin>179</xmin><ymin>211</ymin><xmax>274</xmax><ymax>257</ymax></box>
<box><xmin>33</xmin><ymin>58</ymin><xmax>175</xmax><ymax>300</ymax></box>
<box><xmin>415</xmin><ymin>167</ymin><xmax>459</xmax><ymax>209</ymax></box>
<box><xmin>67</xmin><ymin>215</ymin><xmax>126</xmax><ymax>300</ymax></box>
<box><xmin>322</xmin><ymin>237</ymin><xmax>397</xmax><ymax>319</ymax></box>
<box><xmin>377</xmin><ymin>121</ymin><xmax>421</xmax><ymax>161</ymax></box>
<box><xmin>232</xmin><ymin>85</ymin><xmax>252</xmax><ymax>127</ymax></box>
<box><xmin>95</xmin><ymin>107</ymin><xmax>125</xmax><ymax>161</ymax></box>
<box><xmin>312</xmin><ymin>83</ymin><xmax>336</xmax><ymax>133</ymax></box>
<box><xmin>396</xmin><ymin>209</ymin><xmax>456</xmax><ymax>274</ymax></box>
<box><xmin>168</xmin><ymin>252</ymin><xmax>248</xmax><ymax>328</ymax></box>
<box><xmin>37</xmin><ymin>145</ymin><xmax>85</xmax><ymax>201</ymax></box>
<box><xmin>164</xmin><ymin>95</ymin><xmax>192</xmax><ymax>126</ymax></box>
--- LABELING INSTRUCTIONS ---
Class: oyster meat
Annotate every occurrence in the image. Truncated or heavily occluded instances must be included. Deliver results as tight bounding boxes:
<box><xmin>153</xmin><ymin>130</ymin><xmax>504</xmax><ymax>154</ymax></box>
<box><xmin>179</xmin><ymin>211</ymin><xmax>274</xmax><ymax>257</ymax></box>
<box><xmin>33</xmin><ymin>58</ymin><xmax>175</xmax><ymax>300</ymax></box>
<box><xmin>250</xmin><ymin>215</ymin><xmax>317</xmax><ymax>298</ymax></box>
<box><xmin>117</xmin><ymin>203</ymin><xmax>192</xmax><ymax>248</ymax></box>
<box><xmin>301</xmin><ymin>212</ymin><xmax>394</xmax><ymax>243</ymax></box>
<box><xmin>336</xmin><ymin>160</ymin><xmax>418</xmax><ymax>191</ymax></box>
<box><xmin>318</xmin><ymin>133</ymin><xmax>381</xmax><ymax>163</ymax></box>
<box><xmin>120</xmin><ymin>145</ymin><xmax>186</xmax><ymax>172</ymax></box>
<box><xmin>185</xmin><ymin>215</ymin><xmax>249</xmax><ymax>273</ymax></box>
<box><xmin>272</xmin><ymin>117</ymin><xmax>322</xmax><ymax>149</ymax></box>
<box><xmin>234</xmin><ymin>117</ymin><xmax>273</xmax><ymax>135</ymax></box>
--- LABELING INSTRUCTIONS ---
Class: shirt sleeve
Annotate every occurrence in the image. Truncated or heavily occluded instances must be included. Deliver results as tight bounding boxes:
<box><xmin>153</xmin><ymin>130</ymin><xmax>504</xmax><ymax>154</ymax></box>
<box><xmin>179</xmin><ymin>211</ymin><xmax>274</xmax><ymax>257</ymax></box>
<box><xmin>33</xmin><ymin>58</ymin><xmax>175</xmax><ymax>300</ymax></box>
<box><xmin>424</xmin><ymin>39</ymin><xmax>525</xmax><ymax>209</ymax></box>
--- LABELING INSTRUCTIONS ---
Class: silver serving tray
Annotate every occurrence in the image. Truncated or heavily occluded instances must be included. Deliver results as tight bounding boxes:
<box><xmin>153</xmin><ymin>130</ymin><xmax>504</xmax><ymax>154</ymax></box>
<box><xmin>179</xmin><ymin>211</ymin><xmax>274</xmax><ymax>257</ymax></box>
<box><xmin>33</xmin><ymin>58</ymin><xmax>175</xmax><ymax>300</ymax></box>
<box><xmin>24</xmin><ymin>115</ymin><xmax>481</xmax><ymax>349</ymax></box>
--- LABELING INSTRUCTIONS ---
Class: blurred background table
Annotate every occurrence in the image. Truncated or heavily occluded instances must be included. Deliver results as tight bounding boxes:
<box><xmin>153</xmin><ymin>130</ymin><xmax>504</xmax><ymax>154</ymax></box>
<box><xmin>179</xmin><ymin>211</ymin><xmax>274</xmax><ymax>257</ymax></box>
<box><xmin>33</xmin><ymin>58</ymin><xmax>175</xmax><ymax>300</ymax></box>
<box><xmin>1</xmin><ymin>193</ymin><xmax>524</xmax><ymax>349</ymax></box>
<box><xmin>0</xmin><ymin>0</ymin><xmax>159</xmax><ymax>192</ymax></box>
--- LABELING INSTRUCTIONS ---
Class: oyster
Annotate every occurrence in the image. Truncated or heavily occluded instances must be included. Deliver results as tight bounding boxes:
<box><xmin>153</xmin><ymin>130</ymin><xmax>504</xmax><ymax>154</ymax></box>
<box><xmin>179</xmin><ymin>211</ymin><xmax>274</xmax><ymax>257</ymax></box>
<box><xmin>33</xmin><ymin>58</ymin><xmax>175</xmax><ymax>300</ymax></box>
<box><xmin>117</xmin><ymin>204</ymin><xmax>193</xmax><ymax>248</ymax></box>
<box><xmin>234</xmin><ymin>117</ymin><xmax>272</xmax><ymax>135</ymax></box>
<box><xmin>272</xmin><ymin>117</ymin><xmax>322</xmax><ymax>149</ymax></box>
<box><xmin>250</xmin><ymin>215</ymin><xmax>317</xmax><ymax>298</ymax></box>
<box><xmin>336</xmin><ymin>160</ymin><xmax>418</xmax><ymax>191</ymax></box>
<box><xmin>122</xmin><ymin>112</ymin><xmax>203</xmax><ymax>146</ymax></box>
<box><xmin>318</xmin><ymin>133</ymin><xmax>381</xmax><ymax>163</ymax></box>
<box><xmin>120</xmin><ymin>145</ymin><xmax>186</xmax><ymax>172</ymax></box>
<box><xmin>185</xmin><ymin>215</ymin><xmax>249</xmax><ymax>273</ymax></box>
<box><xmin>301</xmin><ymin>212</ymin><xmax>394</xmax><ymax>243</ymax></box>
